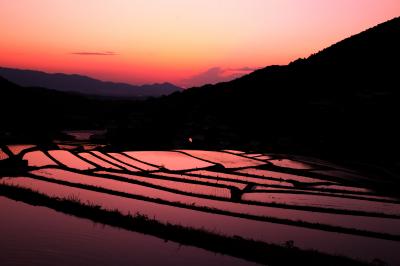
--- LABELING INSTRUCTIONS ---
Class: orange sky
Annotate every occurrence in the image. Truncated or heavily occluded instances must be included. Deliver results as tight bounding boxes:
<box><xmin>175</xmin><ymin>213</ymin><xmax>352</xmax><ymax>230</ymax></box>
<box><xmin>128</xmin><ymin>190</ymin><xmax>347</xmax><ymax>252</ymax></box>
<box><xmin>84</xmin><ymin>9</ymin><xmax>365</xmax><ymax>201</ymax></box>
<box><xmin>1</xmin><ymin>0</ymin><xmax>399</xmax><ymax>87</ymax></box>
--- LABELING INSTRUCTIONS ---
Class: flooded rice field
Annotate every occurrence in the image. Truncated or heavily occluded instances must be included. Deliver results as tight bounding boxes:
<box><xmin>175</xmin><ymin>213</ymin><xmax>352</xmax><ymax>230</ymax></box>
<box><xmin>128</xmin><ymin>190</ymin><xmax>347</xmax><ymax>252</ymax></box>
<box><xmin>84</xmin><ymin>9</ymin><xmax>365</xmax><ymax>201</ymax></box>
<box><xmin>0</xmin><ymin>196</ymin><xmax>257</xmax><ymax>266</ymax></box>
<box><xmin>1</xmin><ymin>145</ymin><xmax>400</xmax><ymax>265</ymax></box>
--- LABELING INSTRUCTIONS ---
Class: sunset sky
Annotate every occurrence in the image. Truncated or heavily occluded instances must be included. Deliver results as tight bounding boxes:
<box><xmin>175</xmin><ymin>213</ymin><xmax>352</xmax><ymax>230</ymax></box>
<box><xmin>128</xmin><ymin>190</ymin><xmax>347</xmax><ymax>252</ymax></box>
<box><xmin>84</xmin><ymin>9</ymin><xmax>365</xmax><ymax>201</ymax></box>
<box><xmin>1</xmin><ymin>0</ymin><xmax>399</xmax><ymax>87</ymax></box>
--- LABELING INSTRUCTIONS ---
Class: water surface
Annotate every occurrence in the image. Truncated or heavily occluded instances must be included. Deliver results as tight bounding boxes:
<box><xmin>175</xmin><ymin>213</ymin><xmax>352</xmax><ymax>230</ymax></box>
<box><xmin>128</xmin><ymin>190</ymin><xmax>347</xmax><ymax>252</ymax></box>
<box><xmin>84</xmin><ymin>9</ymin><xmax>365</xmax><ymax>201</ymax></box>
<box><xmin>0</xmin><ymin>196</ymin><xmax>256</xmax><ymax>266</ymax></box>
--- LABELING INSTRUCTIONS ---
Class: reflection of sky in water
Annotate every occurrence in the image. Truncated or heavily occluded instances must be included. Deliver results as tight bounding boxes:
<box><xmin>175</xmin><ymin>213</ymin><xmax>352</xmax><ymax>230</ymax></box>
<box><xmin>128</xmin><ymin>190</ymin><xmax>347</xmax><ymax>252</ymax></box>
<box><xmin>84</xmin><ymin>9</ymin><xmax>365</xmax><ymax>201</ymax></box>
<box><xmin>3</xmin><ymin>146</ymin><xmax>400</xmax><ymax>265</ymax></box>
<box><xmin>0</xmin><ymin>196</ymin><xmax>253</xmax><ymax>266</ymax></box>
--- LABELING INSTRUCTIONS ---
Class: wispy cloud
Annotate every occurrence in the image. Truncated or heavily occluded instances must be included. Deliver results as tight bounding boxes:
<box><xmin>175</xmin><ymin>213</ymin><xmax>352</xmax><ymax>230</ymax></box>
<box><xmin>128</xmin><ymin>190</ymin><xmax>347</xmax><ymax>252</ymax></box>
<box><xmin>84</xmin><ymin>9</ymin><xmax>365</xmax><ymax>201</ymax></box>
<box><xmin>71</xmin><ymin>51</ymin><xmax>118</xmax><ymax>56</ymax></box>
<box><xmin>227</xmin><ymin>66</ymin><xmax>260</xmax><ymax>72</ymax></box>
<box><xmin>180</xmin><ymin>66</ymin><xmax>258</xmax><ymax>88</ymax></box>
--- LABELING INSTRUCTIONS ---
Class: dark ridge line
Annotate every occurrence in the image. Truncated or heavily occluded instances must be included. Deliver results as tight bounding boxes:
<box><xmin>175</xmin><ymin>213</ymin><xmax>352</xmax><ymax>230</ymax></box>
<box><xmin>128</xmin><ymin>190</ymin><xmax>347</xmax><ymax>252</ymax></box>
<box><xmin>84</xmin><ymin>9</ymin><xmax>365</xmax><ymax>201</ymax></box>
<box><xmin>255</xmin><ymin>164</ymin><xmax>351</xmax><ymax>184</ymax></box>
<box><xmin>286</xmin><ymin>153</ymin><xmax>394</xmax><ymax>180</ymax></box>
<box><xmin>0</xmin><ymin>184</ymin><xmax>372</xmax><ymax>266</ymax></box>
<box><xmin>73</xmin><ymin>151</ymin><xmax>124</xmax><ymax>170</ymax></box>
<box><xmin>289</xmin><ymin>156</ymin><xmax>358</xmax><ymax>174</ymax></box>
<box><xmin>42</xmin><ymin>150</ymin><xmax>75</xmax><ymax>169</ymax></box>
<box><xmin>24</xmin><ymin>163</ymin><xmax>389</xmax><ymax>204</ymax></box>
<box><xmin>84</xmin><ymin>149</ymin><xmax>390</xmax><ymax>197</ymax></box>
<box><xmin>97</xmin><ymin>169</ymin><xmax>241</xmax><ymax>198</ymax></box>
<box><xmin>307</xmin><ymin>169</ymin><xmax>399</xmax><ymax>196</ymax></box>
<box><xmin>269</xmin><ymin>157</ymin><xmax>329</xmax><ymax>172</ymax></box>
<box><xmin>68</xmin><ymin>150</ymin><xmax>108</xmax><ymax>168</ymax></box>
<box><xmin>0</xmin><ymin>181</ymin><xmax>399</xmax><ymax>245</ymax></box>
<box><xmin>121</xmin><ymin>151</ymin><xmax>221</xmax><ymax>173</ymax></box>
<box><xmin>219</xmin><ymin>150</ymin><xmax>276</xmax><ymax>165</ymax></box>
<box><xmin>261</xmin><ymin>162</ymin><xmax>397</xmax><ymax>192</ymax></box>
<box><xmin>194</xmin><ymin>168</ymin><xmax>320</xmax><ymax>186</ymax></box>
<box><xmin>290</xmin><ymin>180</ymin><xmax>341</xmax><ymax>187</ymax></box>
<box><xmin>174</xmin><ymin>150</ymin><xmax>228</xmax><ymax>168</ymax></box>
<box><xmin>79</xmin><ymin>170</ymin><xmax>233</xmax><ymax>200</ymax></box>
<box><xmin>176</xmin><ymin>170</ymin><xmax>391</xmax><ymax>200</ymax></box>
<box><xmin>228</xmin><ymin>152</ymin><xmax>325</xmax><ymax>173</ymax></box>
<box><xmin>237</xmin><ymin>173</ymin><xmax>381</xmax><ymax>199</ymax></box>
<box><xmin>2</xmin><ymin>145</ymin><xmax>39</xmax><ymax>159</ymax></box>
<box><xmin>15</xmin><ymin>146</ymin><xmax>41</xmax><ymax>159</ymax></box>
<box><xmin>23</xmin><ymin>171</ymin><xmax>400</xmax><ymax>220</ymax></box>
<box><xmin>1</xmin><ymin>145</ymin><xmax>13</xmax><ymax>157</ymax></box>
<box><xmin>166</xmin><ymin>170</ymin><xmax>252</xmax><ymax>186</ymax></box>
<box><xmin>26</xmin><ymin>164</ymin><xmax>119</xmax><ymax>174</ymax></box>
<box><xmin>89</xmin><ymin>151</ymin><xmax>141</xmax><ymax>171</ymax></box>
<box><xmin>175</xmin><ymin>153</ymin><xmax>277</xmax><ymax>173</ymax></box>
<box><xmin>53</xmin><ymin>165</ymin><xmax>345</xmax><ymax>204</ymax></box>
<box><xmin>211</xmin><ymin>171</ymin><xmax>376</xmax><ymax>198</ymax></box>
<box><xmin>240</xmin><ymin>152</ymin><xmax>278</xmax><ymax>161</ymax></box>
<box><xmin>254</xmin><ymin>183</ymin><xmax>383</xmax><ymax>197</ymax></box>
<box><xmin>31</xmin><ymin>169</ymin><xmax>232</xmax><ymax>201</ymax></box>
<box><xmin>84</xmin><ymin>152</ymin><xmax>138</xmax><ymax>171</ymax></box>
<box><xmin>231</xmin><ymin>167</ymin><xmax>369</xmax><ymax>190</ymax></box>
<box><xmin>3</xmin><ymin>151</ymin><xmax>397</xmax><ymax>217</ymax></box>
<box><xmin>21</xmin><ymin>163</ymin><xmax>343</xmax><ymax>201</ymax></box>
<box><xmin>186</xmin><ymin>170</ymin><xmax>278</xmax><ymax>185</ymax></box>
<box><xmin>103</xmin><ymin>152</ymin><xmax>155</xmax><ymax>172</ymax></box>
<box><xmin>98</xmin><ymin>151</ymin><xmax>149</xmax><ymax>171</ymax></box>
<box><xmin>82</xmin><ymin>169</ymin><xmax>400</xmax><ymax>218</ymax></box>
<box><xmin>244</xmin><ymin>183</ymin><xmax>256</xmax><ymax>192</ymax></box>
<box><xmin>244</xmin><ymin>189</ymin><xmax>400</xmax><ymax>204</ymax></box>
<box><xmin>5</xmin><ymin>153</ymin><xmax>395</xmax><ymax>205</ymax></box>
<box><xmin>121</xmin><ymin>152</ymin><xmax>168</xmax><ymax>169</ymax></box>
<box><xmin>140</xmin><ymin>171</ymin><xmax>241</xmax><ymax>190</ymax></box>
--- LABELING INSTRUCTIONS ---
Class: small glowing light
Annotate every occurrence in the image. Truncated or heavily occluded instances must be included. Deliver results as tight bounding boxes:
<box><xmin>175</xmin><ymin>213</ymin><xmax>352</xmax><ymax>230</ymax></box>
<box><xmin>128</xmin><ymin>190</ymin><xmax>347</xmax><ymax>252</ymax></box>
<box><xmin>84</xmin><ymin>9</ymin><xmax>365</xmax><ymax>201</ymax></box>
<box><xmin>188</xmin><ymin>137</ymin><xmax>193</xmax><ymax>143</ymax></box>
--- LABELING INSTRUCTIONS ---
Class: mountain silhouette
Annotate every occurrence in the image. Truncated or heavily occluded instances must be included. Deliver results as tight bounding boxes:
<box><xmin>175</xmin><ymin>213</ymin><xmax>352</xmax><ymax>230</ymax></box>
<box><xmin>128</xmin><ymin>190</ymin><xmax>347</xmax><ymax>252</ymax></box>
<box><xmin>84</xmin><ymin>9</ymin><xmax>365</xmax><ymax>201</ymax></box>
<box><xmin>0</xmin><ymin>67</ymin><xmax>182</xmax><ymax>98</ymax></box>
<box><xmin>0</xmin><ymin>76</ymin><xmax>94</xmax><ymax>141</ymax></box>
<box><xmin>131</xmin><ymin>16</ymin><xmax>400</xmax><ymax>164</ymax></box>
<box><xmin>2</xmin><ymin>17</ymin><xmax>400</xmax><ymax>167</ymax></box>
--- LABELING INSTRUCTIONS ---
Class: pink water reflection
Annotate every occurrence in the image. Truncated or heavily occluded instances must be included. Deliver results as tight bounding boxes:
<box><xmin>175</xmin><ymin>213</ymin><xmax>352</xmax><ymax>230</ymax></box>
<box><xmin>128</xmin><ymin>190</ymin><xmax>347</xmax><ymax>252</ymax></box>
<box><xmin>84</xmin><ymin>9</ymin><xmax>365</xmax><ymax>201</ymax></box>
<box><xmin>79</xmin><ymin>152</ymin><xmax>122</xmax><ymax>170</ymax></box>
<box><xmin>108</xmin><ymin>153</ymin><xmax>159</xmax><ymax>171</ymax></box>
<box><xmin>269</xmin><ymin>159</ymin><xmax>313</xmax><ymax>170</ymax></box>
<box><xmin>179</xmin><ymin>150</ymin><xmax>265</xmax><ymax>168</ymax></box>
<box><xmin>2</xmin><ymin>177</ymin><xmax>400</xmax><ymax>265</ymax></box>
<box><xmin>22</xmin><ymin>151</ymin><xmax>57</xmax><ymax>167</ymax></box>
<box><xmin>91</xmin><ymin>151</ymin><xmax>140</xmax><ymax>172</ymax></box>
<box><xmin>237</xmin><ymin>168</ymin><xmax>330</xmax><ymax>183</ymax></box>
<box><xmin>0</xmin><ymin>196</ymin><xmax>253</xmax><ymax>266</ymax></box>
<box><xmin>191</xmin><ymin>170</ymin><xmax>294</xmax><ymax>187</ymax></box>
<box><xmin>95</xmin><ymin>171</ymin><xmax>231</xmax><ymax>198</ymax></box>
<box><xmin>49</xmin><ymin>150</ymin><xmax>95</xmax><ymax>170</ymax></box>
<box><xmin>7</xmin><ymin>145</ymin><xmax>36</xmax><ymax>155</ymax></box>
<box><xmin>3</xmin><ymin>177</ymin><xmax>400</xmax><ymax>235</ymax></box>
<box><xmin>242</xmin><ymin>192</ymin><xmax>400</xmax><ymax>215</ymax></box>
<box><xmin>155</xmin><ymin>172</ymin><xmax>248</xmax><ymax>190</ymax></box>
<box><xmin>124</xmin><ymin>151</ymin><xmax>214</xmax><ymax>171</ymax></box>
<box><xmin>0</xmin><ymin>149</ymin><xmax>9</xmax><ymax>160</ymax></box>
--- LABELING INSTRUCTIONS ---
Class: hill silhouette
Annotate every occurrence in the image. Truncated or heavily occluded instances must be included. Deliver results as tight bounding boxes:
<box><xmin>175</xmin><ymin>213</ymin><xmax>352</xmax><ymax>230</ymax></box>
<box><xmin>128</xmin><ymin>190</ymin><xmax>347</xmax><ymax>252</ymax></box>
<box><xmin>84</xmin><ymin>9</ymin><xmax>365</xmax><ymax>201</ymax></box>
<box><xmin>0</xmin><ymin>77</ymin><xmax>142</xmax><ymax>141</ymax></box>
<box><xmin>2</xmin><ymin>17</ymin><xmax>400</xmax><ymax>169</ymax></box>
<box><xmin>0</xmin><ymin>67</ymin><xmax>182</xmax><ymax>98</ymax></box>
<box><xmin>120</xmin><ymin>16</ymin><xmax>400</xmax><ymax>165</ymax></box>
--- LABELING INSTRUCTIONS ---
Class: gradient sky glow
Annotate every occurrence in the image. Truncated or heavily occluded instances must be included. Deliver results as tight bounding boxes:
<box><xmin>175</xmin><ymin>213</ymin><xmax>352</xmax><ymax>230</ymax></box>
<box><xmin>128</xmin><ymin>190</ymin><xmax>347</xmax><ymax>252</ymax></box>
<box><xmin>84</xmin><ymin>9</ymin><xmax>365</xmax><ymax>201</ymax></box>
<box><xmin>1</xmin><ymin>0</ymin><xmax>399</xmax><ymax>87</ymax></box>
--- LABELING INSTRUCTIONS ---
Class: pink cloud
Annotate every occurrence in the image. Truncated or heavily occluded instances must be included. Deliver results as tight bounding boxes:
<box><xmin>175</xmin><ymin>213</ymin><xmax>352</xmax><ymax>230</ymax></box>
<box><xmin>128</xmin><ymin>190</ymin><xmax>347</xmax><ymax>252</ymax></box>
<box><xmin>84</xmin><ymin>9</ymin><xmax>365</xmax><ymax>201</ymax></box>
<box><xmin>180</xmin><ymin>67</ymin><xmax>258</xmax><ymax>88</ymax></box>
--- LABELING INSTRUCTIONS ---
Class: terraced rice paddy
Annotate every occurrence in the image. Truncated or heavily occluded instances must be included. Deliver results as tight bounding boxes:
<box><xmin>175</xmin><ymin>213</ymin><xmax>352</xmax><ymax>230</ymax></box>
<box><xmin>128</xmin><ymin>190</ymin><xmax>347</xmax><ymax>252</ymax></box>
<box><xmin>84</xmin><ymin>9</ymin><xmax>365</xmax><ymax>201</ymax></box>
<box><xmin>0</xmin><ymin>196</ymin><xmax>253</xmax><ymax>266</ymax></box>
<box><xmin>1</xmin><ymin>145</ymin><xmax>400</xmax><ymax>265</ymax></box>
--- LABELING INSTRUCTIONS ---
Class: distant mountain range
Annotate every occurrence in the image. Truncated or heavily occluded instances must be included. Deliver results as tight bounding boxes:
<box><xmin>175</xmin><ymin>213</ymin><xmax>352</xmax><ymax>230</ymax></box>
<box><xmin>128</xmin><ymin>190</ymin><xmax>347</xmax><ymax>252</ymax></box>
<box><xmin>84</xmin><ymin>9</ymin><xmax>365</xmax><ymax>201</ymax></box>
<box><xmin>0</xmin><ymin>67</ymin><xmax>182</xmax><ymax>98</ymax></box>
